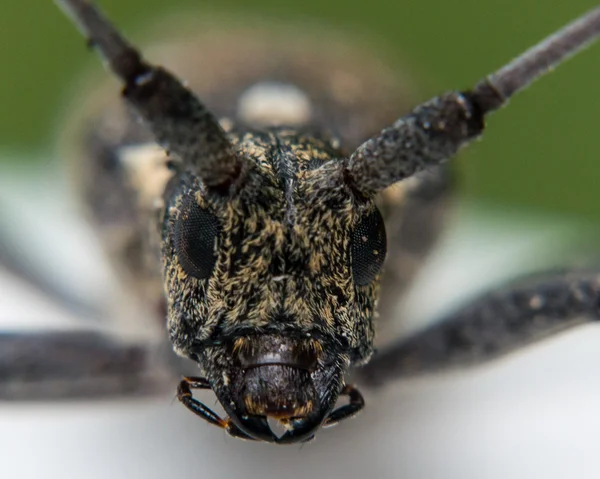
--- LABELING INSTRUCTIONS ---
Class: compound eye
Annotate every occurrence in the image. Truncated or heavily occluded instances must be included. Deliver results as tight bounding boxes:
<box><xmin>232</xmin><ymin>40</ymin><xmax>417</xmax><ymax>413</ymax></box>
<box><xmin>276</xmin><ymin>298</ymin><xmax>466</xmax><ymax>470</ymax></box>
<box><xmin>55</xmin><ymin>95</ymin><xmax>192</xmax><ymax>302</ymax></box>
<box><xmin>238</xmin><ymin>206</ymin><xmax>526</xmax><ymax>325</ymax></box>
<box><xmin>350</xmin><ymin>207</ymin><xmax>387</xmax><ymax>286</ymax></box>
<box><xmin>173</xmin><ymin>194</ymin><xmax>220</xmax><ymax>279</ymax></box>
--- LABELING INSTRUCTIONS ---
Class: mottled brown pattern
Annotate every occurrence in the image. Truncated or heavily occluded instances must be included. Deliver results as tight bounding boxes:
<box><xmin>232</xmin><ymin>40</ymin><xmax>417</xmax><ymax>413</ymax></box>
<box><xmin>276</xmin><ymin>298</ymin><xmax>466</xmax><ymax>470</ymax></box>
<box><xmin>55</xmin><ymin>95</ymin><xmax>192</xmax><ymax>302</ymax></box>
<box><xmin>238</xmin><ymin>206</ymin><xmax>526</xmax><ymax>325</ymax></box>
<box><xmin>162</xmin><ymin>127</ymin><xmax>379</xmax><ymax>364</ymax></box>
<box><xmin>61</xmin><ymin>19</ymin><xmax>417</xmax><ymax>336</ymax></box>
<box><xmin>55</xmin><ymin>2</ymin><xmax>448</xmax><ymax>443</ymax></box>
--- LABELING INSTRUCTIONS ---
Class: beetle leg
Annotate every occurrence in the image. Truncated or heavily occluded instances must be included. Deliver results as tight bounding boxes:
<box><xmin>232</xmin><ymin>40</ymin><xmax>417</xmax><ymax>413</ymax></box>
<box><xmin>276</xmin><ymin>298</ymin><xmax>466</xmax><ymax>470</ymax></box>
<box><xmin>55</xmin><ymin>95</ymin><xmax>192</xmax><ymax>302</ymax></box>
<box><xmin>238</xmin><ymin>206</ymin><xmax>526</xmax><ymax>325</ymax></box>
<box><xmin>0</xmin><ymin>331</ymin><xmax>173</xmax><ymax>399</ymax></box>
<box><xmin>0</xmin><ymin>229</ymin><xmax>102</xmax><ymax>320</ymax></box>
<box><xmin>359</xmin><ymin>270</ymin><xmax>600</xmax><ymax>386</ymax></box>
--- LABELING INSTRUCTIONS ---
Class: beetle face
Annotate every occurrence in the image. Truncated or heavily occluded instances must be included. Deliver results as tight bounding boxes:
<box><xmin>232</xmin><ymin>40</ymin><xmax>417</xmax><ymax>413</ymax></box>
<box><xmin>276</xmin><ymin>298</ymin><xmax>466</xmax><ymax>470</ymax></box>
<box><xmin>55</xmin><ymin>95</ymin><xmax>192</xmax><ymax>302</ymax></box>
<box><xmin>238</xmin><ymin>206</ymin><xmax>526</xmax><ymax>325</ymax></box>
<box><xmin>162</xmin><ymin>126</ymin><xmax>386</xmax><ymax>440</ymax></box>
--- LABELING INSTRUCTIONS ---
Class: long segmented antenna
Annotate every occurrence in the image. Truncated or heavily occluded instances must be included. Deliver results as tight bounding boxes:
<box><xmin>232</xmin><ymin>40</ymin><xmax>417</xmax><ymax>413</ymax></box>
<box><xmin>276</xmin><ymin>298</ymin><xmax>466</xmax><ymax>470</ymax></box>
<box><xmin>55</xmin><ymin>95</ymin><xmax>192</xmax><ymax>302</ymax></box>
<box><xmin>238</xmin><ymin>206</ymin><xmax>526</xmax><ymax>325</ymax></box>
<box><xmin>474</xmin><ymin>7</ymin><xmax>600</xmax><ymax>110</ymax></box>
<box><xmin>55</xmin><ymin>0</ymin><xmax>244</xmax><ymax>192</ymax></box>
<box><xmin>347</xmin><ymin>7</ymin><xmax>600</xmax><ymax>195</ymax></box>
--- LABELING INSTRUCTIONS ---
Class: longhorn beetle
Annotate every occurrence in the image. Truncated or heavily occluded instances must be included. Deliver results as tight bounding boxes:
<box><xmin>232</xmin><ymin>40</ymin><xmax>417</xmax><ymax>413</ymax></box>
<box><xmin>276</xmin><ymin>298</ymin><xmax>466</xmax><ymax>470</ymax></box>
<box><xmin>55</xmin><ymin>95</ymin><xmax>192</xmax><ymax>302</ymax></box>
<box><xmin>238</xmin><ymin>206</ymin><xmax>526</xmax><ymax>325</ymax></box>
<box><xmin>2</xmin><ymin>0</ymin><xmax>599</xmax><ymax>444</ymax></box>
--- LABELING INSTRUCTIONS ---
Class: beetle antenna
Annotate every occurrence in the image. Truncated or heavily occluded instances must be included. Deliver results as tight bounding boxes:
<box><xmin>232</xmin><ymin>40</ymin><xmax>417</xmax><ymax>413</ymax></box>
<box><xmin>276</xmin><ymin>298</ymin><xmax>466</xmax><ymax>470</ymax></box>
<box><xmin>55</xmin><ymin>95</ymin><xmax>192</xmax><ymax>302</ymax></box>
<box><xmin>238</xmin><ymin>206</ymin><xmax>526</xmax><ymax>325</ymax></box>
<box><xmin>346</xmin><ymin>7</ymin><xmax>600</xmax><ymax>195</ymax></box>
<box><xmin>473</xmin><ymin>7</ymin><xmax>600</xmax><ymax>112</ymax></box>
<box><xmin>55</xmin><ymin>0</ymin><xmax>244</xmax><ymax>193</ymax></box>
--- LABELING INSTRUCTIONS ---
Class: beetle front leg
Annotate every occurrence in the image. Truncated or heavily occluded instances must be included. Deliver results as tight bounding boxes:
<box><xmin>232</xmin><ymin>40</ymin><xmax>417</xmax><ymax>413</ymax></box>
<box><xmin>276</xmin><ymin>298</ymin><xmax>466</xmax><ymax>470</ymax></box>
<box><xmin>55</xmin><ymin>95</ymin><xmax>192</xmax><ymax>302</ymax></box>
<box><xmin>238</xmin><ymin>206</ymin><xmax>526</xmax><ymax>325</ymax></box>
<box><xmin>359</xmin><ymin>270</ymin><xmax>600</xmax><ymax>387</ymax></box>
<box><xmin>0</xmin><ymin>331</ymin><xmax>173</xmax><ymax>399</ymax></box>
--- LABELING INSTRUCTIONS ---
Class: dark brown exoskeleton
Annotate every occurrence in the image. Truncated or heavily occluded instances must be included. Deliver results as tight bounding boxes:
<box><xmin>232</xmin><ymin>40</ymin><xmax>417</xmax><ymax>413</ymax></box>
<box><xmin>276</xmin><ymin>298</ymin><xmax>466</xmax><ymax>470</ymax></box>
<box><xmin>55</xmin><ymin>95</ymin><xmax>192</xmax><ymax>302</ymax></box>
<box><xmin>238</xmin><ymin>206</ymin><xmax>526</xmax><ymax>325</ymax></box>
<box><xmin>56</xmin><ymin>1</ymin><xmax>416</xmax><ymax>443</ymax></box>
<box><xmin>4</xmin><ymin>0</ymin><xmax>599</xmax><ymax>444</ymax></box>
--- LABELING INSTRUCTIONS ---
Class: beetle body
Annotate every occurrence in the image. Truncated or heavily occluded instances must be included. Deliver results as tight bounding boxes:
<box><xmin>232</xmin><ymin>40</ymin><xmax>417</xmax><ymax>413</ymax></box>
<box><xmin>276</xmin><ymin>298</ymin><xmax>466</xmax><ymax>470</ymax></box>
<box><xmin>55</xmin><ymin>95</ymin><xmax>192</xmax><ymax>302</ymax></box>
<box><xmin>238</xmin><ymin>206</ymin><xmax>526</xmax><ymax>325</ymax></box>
<box><xmin>56</xmin><ymin>0</ymin><xmax>599</xmax><ymax>444</ymax></box>
<box><xmin>64</xmin><ymin>18</ymin><xmax>412</xmax><ymax>442</ymax></box>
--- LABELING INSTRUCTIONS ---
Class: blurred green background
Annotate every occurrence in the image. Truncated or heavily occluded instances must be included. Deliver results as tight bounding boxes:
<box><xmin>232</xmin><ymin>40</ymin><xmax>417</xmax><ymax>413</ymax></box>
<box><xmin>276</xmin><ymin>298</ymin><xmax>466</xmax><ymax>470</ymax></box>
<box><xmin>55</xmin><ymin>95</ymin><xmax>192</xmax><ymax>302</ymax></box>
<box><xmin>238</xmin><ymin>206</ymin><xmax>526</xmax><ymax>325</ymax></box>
<box><xmin>1</xmin><ymin>0</ymin><xmax>599</xmax><ymax>218</ymax></box>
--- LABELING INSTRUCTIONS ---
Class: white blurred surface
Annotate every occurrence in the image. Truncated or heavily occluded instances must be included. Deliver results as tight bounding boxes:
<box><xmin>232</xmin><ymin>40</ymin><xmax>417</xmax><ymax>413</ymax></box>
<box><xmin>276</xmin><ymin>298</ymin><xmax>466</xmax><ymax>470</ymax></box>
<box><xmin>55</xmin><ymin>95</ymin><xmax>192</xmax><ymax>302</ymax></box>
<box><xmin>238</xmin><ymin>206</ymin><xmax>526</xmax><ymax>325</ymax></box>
<box><xmin>2</xmin><ymin>169</ymin><xmax>600</xmax><ymax>479</ymax></box>
<box><xmin>3</xmin><ymin>345</ymin><xmax>600</xmax><ymax>479</ymax></box>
